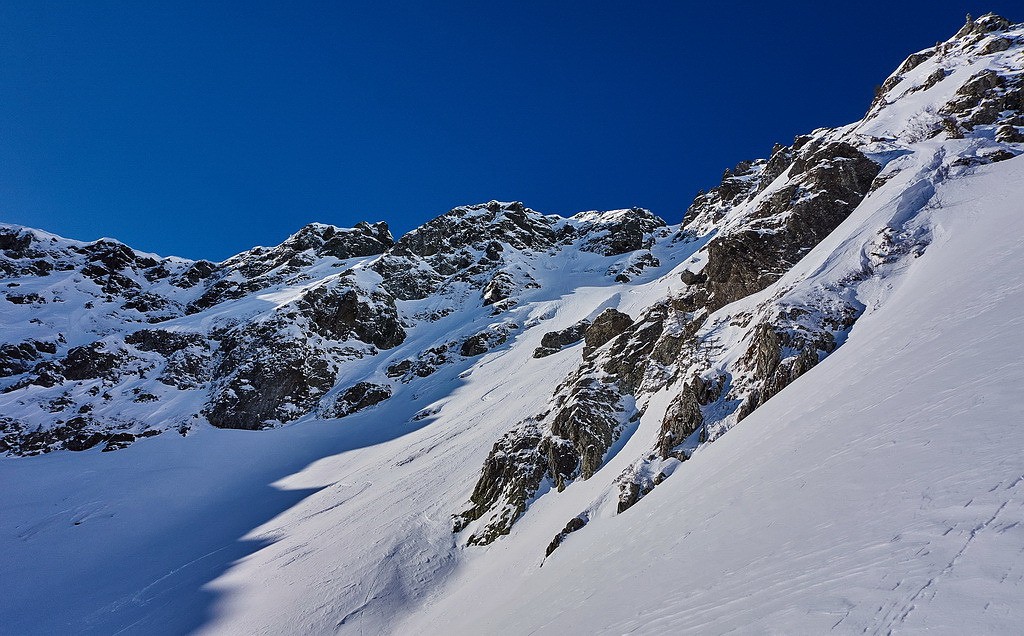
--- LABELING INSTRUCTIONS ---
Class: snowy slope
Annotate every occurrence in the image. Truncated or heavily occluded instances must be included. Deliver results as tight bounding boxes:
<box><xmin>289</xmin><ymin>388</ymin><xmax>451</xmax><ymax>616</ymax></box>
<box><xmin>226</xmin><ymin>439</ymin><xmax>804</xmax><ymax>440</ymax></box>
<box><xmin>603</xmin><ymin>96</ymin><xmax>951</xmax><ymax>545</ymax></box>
<box><xmin>0</xmin><ymin>206</ymin><xmax>691</xmax><ymax>633</ymax></box>
<box><xmin>2</xmin><ymin>12</ymin><xmax>1024</xmax><ymax>636</ymax></box>
<box><xmin>400</xmin><ymin>149</ymin><xmax>1024</xmax><ymax>636</ymax></box>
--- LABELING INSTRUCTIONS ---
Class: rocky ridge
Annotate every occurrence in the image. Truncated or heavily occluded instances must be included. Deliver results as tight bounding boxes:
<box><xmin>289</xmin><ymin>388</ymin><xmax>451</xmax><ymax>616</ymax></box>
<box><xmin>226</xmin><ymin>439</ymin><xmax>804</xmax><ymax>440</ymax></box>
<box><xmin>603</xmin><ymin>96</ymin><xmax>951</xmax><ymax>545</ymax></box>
<box><xmin>452</xmin><ymin>13</ymin><xmax>1024</xmax><ymax>548</ymax></box>
<box><xmin>0</xmin><ymin>202</ymin><xmax>668</xmax><ymax>454</ymax></box>
<box><xmin>1</xmin><ymin>10</ymin><xmax>1021</xmax><ymax>571</ymax></box>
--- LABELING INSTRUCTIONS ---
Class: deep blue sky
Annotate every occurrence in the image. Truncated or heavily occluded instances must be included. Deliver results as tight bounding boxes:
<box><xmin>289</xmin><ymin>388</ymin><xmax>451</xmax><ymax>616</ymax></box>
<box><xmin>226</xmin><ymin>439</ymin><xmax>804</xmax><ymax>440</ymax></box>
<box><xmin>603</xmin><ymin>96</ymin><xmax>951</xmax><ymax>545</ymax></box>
<box><xmin>0</xmin><ymin>2</ymin><xmax>1017</xmax><ymax>260</ymax></box>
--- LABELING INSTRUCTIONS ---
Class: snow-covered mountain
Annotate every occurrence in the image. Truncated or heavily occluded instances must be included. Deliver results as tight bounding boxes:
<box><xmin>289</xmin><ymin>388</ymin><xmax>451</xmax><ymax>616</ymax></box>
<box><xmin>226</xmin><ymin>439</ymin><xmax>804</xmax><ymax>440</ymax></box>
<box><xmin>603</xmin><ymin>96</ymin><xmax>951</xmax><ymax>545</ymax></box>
<box><xmin>2</xmin><ymin>12</ymin><xmax>1023</xmax><ymax>635</ymax></box>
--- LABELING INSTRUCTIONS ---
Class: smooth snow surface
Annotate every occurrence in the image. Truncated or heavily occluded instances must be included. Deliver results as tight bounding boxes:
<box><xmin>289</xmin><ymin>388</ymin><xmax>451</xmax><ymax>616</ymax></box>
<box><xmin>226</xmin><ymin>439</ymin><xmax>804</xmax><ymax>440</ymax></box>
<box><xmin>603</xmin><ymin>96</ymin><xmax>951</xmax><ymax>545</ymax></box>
<box><xmin>3</xmin><ymin>155</ymin><xmax>1022</xmax><ymax>634</ymax></box>
<box><xmin>401</xmin><ymin>158</ymin><xmax>1024</xmax><ymax>635</ymax></box>
<box><xmin>3</xmin><ymin>20</ymin><xmax>1024</xmax><ymax>635</ymax></box>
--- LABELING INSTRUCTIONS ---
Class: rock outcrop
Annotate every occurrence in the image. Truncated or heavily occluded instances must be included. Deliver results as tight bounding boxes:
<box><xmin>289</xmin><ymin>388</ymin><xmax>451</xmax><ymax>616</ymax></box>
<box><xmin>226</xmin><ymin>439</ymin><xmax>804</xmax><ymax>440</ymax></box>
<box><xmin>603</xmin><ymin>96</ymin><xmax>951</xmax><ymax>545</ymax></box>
<box><xmin>533</xmin><ymin>319</ymin><xmax>590</xmax><ymax>358</ymax></box>
<box><xmin>455</xmin><ymin>14</ymin><xmax>1024</xmax><ymax>546</ymax></box>
<box><xmin>1</xmin><ymin>197</ymin><xmax>668</xmax><ymax>454</ymax></box>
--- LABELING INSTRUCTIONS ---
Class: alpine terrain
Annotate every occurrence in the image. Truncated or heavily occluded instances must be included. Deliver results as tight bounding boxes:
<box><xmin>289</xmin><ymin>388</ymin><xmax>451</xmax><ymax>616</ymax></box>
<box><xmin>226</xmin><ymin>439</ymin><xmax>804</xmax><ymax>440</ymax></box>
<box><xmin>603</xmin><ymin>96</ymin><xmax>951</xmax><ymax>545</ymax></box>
<box><xmin>2</xmin><ymin>13</ymin><xmax>1024</xmax><ymax>635</ymax></box>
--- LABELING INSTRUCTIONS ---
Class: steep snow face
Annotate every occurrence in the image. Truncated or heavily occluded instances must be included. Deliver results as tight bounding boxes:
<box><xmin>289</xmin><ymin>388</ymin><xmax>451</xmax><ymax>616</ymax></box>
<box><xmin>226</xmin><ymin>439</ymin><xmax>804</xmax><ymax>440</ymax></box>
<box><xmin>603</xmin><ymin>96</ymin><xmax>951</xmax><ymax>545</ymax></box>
<box><xmin>454</xmin><ymin>13</ymin><xmax>1024</xmax><ymax>548</ymax></box>
<box><xmin>403</xmin><ymin>155</ymin><xmax>1024</xmax><ymax>635</ymax></box>
<box><xmin>1</xmin><ymin>12</ymin><xmax>1023</xmax><ymax>636</ymax></box>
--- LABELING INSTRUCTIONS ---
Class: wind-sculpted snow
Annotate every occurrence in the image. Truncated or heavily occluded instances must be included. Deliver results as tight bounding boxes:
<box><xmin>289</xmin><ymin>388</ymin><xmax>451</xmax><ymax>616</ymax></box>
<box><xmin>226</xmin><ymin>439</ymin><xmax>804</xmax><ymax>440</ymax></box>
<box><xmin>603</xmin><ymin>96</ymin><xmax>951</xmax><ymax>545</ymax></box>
<box><xmin>2</xmin><ymin>12</ymin><xmax>1024</xmax><ymax>636</ymax></box>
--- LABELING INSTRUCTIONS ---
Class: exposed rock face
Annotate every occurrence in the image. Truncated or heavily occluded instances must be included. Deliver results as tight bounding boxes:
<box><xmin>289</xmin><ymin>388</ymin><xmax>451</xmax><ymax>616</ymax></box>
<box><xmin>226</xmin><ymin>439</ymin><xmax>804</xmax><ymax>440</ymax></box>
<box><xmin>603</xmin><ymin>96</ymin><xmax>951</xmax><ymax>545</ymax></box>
<box><xmin>60</xmin><ymin>342</ymin><xmax>129</xmax><ymax>381</ymax></box>
<box><xmin>545</xmin><ymin>516</ymin><xmax>588</xmax><ymax>557</ymax></box>
<box><xmin>0</xmin><ymin>216</ymin><xmax>410</xmax><ymax>451</ymax></box>
<box><xmin>453</xmin><ymin>14</ymin><xmax>1024</xmax><ymax>546</ymax></box>
<box><xmin>456</xmin><ymin>304</ymin><xmax>671</xmax><ymax>544</ymax></box>
<box><xmin>681</xmin><ymin>148</ymin><xmax>793</xmax><ymax>236</ymax></box>
<box><xmin>0</xmin><ymin>414</ymin><xmax>164</xmax><ymax>456</ymax></box>
<box><xmin>583</xmin><ymin>309</ymin><xmax>633</xmax><ymax>356</ymax></box>
<box><xmin>207</xmin><ymin>320</ymin><xmax>339</xmax><ymax>430</ymax></box>
<box><xmin>954</xmin><ymin>12</ymin><xmax>1013</xmax><ymax>41</ymax></box>
<box><xmin>125</xmin><ymin>329</ymin><xmax>205</xmax><ymax>355</ymax></box>
<box><xmin>384</xmin><ymin>321</ymin><xmax>518</xmax><ymax>383</ymax></box>
<box><xmin>460</xmin><ymin>328</ymin><xmax>509</xmax><ymax>357</ymax></box>
<box><xmin>568</xmin><ymin>208</ymin><xmax>667</xmax><ymax>256</ymax></box>
<box><xmin>201</xmin><ymin>274</ymin><xmax>406</xmax><ymax>430</ymax></box>
<box><xmin>301</xmin><ymin>281</ymin><xmax>406</xmax><ymax>350</ymax></box>
<box><xmin>549</xmin><ymin>377</ymin><xmax>631</xmax><ymax>484</ymax></box>
<box><xmin>1</xmin><ymin>196</ymin><xmax>675</xmax><ymax>454</ymax></box>
<box><xmin>657</xmin><ymin>376</ymin><xmax>717</xmax><ymax>458</ymax></box>
<box><xmin>171</xmin><ymin>260</ymin><xmax>216</xmax><ymax>288</ymax></box>
<box><xmin>372</xmin><ymin>201</ymin><xmax>555</xmax><ymax>302</ymax></box>
<box><xmin>702</xmin><ymin>141</ymin><xmax>880</xmax><ymax>311</ymax></box>
<box><xmin>187</xmin><ymin>223</ymin><xmax>394</xmax><ymax>313</ymax></box>
<box><xmin>284</xmin><ymin>221</ymin><xmax>394</xmax><ymax>260</ymax></box>
<box><xmin>868</xmin><ymin>13</ymin><xmax>1023</xmax><ymax>145</ymax></box>
<box><xmin>533</xmin><ymin>319</ymin><xmax>590</xmax><ymax>358</ymax></box>
<box><xmin>453</xmin><ymin>421</ymin><xmax>549</xmax><ymax>545</ymax></box>
<box><xmin>941</xmin><ymin>69</ymin><xmax>1023</xmax><ymax>130</ymax></box>
<box><xmin>321</xmin><ymin>382</ymin><xmax>392</xmax><ymax>419</ymax></box>
<box><xmin>0</xmin><ymin>340</ymin><xmax>56</xmax><ymax>377</ymax></box>
<box><xmin>125</xmin><ymin>329</ymin><xmax>211</xmax><ymax>389</ymax></box>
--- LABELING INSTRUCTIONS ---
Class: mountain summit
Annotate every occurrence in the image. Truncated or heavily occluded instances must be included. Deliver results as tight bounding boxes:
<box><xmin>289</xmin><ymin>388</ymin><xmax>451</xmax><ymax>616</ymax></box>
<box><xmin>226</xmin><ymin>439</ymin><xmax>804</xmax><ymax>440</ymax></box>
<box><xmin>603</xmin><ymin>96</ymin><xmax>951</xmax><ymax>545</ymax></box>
<box><xmin>2</xmin><ymin>13</ymin><xmax>1023</xmax><ymax>635</ymax></box>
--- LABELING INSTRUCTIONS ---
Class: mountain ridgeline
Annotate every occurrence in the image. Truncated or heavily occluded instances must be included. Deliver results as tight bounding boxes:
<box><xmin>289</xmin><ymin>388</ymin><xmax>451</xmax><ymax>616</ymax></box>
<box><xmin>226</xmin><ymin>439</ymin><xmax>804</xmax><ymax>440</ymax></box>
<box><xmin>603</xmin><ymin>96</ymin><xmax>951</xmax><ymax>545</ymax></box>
<box><xmin>0</xmin><ymin>201</ymin><xmax>669</xmax><ymax>453</ymax></box>
<box><xmin>1</xmin><ymin>12</ymin><xmax>1022</xmax><ymax>560</ymax></box>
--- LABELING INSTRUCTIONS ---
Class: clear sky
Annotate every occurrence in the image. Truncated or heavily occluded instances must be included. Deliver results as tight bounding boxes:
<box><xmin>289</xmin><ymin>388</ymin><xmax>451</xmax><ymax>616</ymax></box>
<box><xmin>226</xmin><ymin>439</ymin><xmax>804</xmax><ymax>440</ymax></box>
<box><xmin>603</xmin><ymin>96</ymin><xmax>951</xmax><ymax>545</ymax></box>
<box><xmin>0</xmin><ymin>2</ymin><xmax>1017</xmax><ymax>260</ymax></box>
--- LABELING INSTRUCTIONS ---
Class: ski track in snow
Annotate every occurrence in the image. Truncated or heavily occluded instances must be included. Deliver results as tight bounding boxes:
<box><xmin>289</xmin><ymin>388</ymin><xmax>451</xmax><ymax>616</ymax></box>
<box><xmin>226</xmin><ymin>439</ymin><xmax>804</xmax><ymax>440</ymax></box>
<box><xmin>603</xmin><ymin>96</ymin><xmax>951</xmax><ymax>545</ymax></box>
<box><xmin>398</xmin><ymin>157</ymin><xmax>1024</xmax><ymax>635</ymax></box>
<box><xmin>3</xmin><ymin>20</ymin><xmax>1024</xmax><ymax>635</ymax></box>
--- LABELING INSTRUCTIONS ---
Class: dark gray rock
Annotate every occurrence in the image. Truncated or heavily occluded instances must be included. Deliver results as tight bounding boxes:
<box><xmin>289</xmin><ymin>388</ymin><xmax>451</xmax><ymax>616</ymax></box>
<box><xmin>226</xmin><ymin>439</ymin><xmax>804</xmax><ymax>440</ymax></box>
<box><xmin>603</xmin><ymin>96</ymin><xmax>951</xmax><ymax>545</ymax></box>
<box><xmin>372</xmin><ymin>201</ymin><xmax>555</xmax><ymax>302</ymax></box>
<box><xmin>125</xmin><ymin>329</ymin><xmax>211</xmax><ymax>389</ymax></box>
<box><xmin>171</xmin><ymin>260</ymin><xmax>216</xmax><ymax>288</ymax></box>
<box><xmin>301</xmin><ymin>283</ymin><xmax>405</xmax><ymax>349</ymax></box>
<box><xmin>679</xmin><ymin>269</ymin><xmax>706</xmax><ymax>286</ymax></box>
<box><xmin>458</xmin><ymin>304</ymin><xmax>668</xmax><ymax>545</ymax></box>
<box><xmin>286</xmin><ymin>221</ymin><xmax>393</xmax><ymax>260</ymax></box>
<box><xmin>682</xmin><ymin>151</ymin><xmax>786</xmax><ymax>232</ymax></box>
<box><xmin>550</xmin><ymin>377</ymin><xmax>626</xmax><ymax>482</ymax></box>
<box><xmin>954</xmin><ymin>13</ymin><xmax>1012</xmax><ymax>41</ymax></box>
<box><xmin>996</xmin><ymin>124</ymin><xmax>1024</xmax><ymax>143</ymax></box>
<box><xmin>6</xmin><ymin>292</ymin><xmax>45</xmax><ymax>305</ymax></box>
<box><xmin>121</xmin><ymin>292</ymin><xmax>179</xmax><ymax>317</ymax></box>
<box><xmin>0</xmin><ymin>340</ymin><xmax>56</xmax><ymax>377</ymax></box>
<box><xmin>617</xmin><ymin>478</ymin><xmax>657</xmax><ymax>515</ymax></box>
<box><xmin>577</xmin><ymin>208</ymin><xmax>666</xmax><ymax>256</ymax></box>
<box><xmin>735</xmin><ymin>323</ymin><xmax>824</xmax><ymax>422</ymax></box>
<box><xmin>126</xmin><ymin>329</ymin><xmax>206</xmax><ymax>356</ymax></box>
<box><xmin>460</xmin><ymin>329</ymin><xmax>509</xmax><ymax>357</ymax></box>
<box><xmin>206</xmin><ymin>322</ymin><xmax>337</xmax><ymax>430</ymax></box>
<box><xmin>322</xmin><ymin>382</ymin><xmax>392</xmax><ymax>418</ymax></box>
<box><xmin>610</xmin><ymin>251</ymin><xmax>661</xmax><ymax>282</ymax></box>
<box><xmin>187</xmin><ymin>222</ymin><xmax>393</xmax><ymax>311</ymax></box>
<box><xmin>981</xmin><ymin>37</ymin><xmax>1012</xmax><ymax>55</ymax></box>
<box><xmin>61</xmin><ymin>342</ymin><xmax>126</xmax><ymax>381</ymax></box>
<box><xmin>657</xmin><ymin>376</ymin><xmax>719</xmax><ymax>458</ymax></box>
<box><xmin>481</xmin><ymin>271</ymin><xmax>516</xmax><ymax>306</ymax></box>
<box><xmin>703</xmin><ymin>142</ymin><xmax>880</xmax><ymax>311</ymax></box>
<box><xmin>583</xmin><ymin>309</ymin><xmax>633</xmax><ymax>356</ymax></box>
<box><xmin>545</xmin><ymin>516</ymin><xmax>588</xmax><ymax>557</ymax></box>
<box><xmin>0</xmin><ymin>415</ymin><xmax>151</xmax><ymax>456</ymax></box>
<box><xmin>399</xmin><ymin>201</ymin><xmax>554</xmax><ymax>258</ymax></box>
<box><xmin>454</xmin><ymin>422</ymin><xmax>550</xmax><ymax>545</ymax></box>
<box><xmin>0</xmin><ymin>228</ymin><xmax>35</xmax><ymax>257</ymax></box>
<box><xmin>533</xmin><ymin>320</ymin><xmax>590</xmax><ymax>358</ymax></box>
<box><xmin>942</xmin><ymin>67</ymin><xmax>1023</xmax><ymax>131</ymax></box>
<box><xmin>386</xmin><ymin>344</ymin><xmax>453</xmax><ymax>382</ymax></box>
<box><xmin>870</xmin><ymin>50</ymin><xmax>936</xmax><ymax>111</ymax></box>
